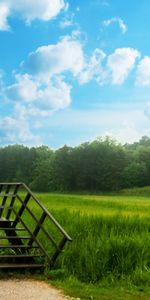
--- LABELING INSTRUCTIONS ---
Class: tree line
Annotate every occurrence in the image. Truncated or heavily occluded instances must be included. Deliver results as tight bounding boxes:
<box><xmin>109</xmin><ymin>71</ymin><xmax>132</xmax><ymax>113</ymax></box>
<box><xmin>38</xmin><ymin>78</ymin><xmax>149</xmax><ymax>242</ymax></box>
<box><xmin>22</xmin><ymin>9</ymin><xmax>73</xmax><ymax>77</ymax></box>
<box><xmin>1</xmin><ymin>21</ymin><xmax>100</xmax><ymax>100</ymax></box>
<box><xmin>0</xmin><ymin>136</ymin><xmax>150</xmax><ymax>192</ymax></box>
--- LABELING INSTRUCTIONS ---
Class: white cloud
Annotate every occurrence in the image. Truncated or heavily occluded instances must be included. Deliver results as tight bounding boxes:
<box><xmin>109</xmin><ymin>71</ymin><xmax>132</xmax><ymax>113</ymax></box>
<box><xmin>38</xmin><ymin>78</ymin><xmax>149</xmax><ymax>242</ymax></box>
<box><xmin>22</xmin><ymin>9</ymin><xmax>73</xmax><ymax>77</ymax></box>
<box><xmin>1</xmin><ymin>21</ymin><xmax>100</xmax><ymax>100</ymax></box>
<box><xmin>47</xmin><ymin>107</ymin><xmax>147</xmax><ymax>128</ymax></box>
<box><xmin>0</xmin><ymin>2</ymin><xmax>10</xmax><ymax>31</ymax></box>
<box><xmin>3</xmin><ymin>38</ymin><xmax>142</xmax><ymax>121</ymax></box>
<box><xmin>42</xmin><ymin>107</ymin><xmax>149</xmax><ymax>146</ymax></box>
<box><xmin>107</xmin><ymin>48</ymin><xmax>140</xmax><ymax>84</ymax></box>
<box><xmin>6</xmin><ymin>74</ymin><xmax>71</xmax><ymax>116</ymax></box>
<box><xmin>136</xmin><ymin>56</ymin><xmax>150</xmax><ymax>86</ymax></box>
<box><xmin>0</xmin><ymin>0</ymin><xmax>68</xmax><ymax>30</ymax></box>
<box><xmin>103</xmin><ymin>17</ymin><xmax>127</xmax><ymax>34</ymax></box>
<box><xmin>24</xmin><ymin>36</ymin><xmax>84</xmax><ymax>80</ymax></box>
<box><xmin>0</xmin><ymin>103</ymin><xmax>42</xmax><ymax>146</ymax></box>
<box><xmin>60</xmin><ymin>18</ymin><xmax>73</xmax><ymax>28</ymax></box>
<box><xmin>5</xmin><ymin>35</ymin><xmax>84</xmax><ymax>117</ymax></box>
<box><xmin>0</xmin><ymin>30</ymin><xmax>145</xmax><ymax>145</ymax></box>
<box><xmin>79</xmin><ymin>47</ymin><xmax>140</xmax><ymax>85</ymax></box>
<box><xmin>105</xmin><ymin>125</ymin><xmax>144</xmax><ymax>144</ymax></box>
<box><xmin>2</xmin><ymin>35</ymin><xmax>84</xmax><ymax>122</ymax></box>
<box><xmin>79</xmin><ymin>48</ymin><xmax>106</xmax><ymax>84</ymax></box>
<box><xmin>34</xmin><ymin>77</ymin><xmax>71</xmax><ymax>113</ymax></box>
<box><xmin>59</xmin><ymin>13</ymin><xmax>74</xmax><ymax>28</ymax></box>
<box><xmin>6</xmin><ymin>74</ymin><xmax>38</xmax><ymax>102</ymax></box>
<box><xmin>144</xmin><ymin>102</ymin><xmax>150</xmax><ymax>119</ymax></box>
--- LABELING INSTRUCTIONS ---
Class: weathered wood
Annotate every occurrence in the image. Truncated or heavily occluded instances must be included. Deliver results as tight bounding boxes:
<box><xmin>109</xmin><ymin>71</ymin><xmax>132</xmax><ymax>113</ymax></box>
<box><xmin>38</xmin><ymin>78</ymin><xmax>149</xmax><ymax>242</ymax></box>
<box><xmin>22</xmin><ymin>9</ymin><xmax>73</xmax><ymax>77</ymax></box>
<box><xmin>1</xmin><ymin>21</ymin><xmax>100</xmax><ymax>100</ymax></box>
<box><xmin>0</xmin><ymin>185</ymin><xmax>11</xmax><ymax>218</ymax></box>
<box><xmin>0</xmin><ymin>254</ymin><xmax>43</xmax><ymax>258</ymax></box>
<box><xmin>28</xmin><ymin>211</ymin><xmax>46</xmax><ymax>246</ymax></box>
<box><xmin>17</xmin><ymin>195</ymin><xmax>58</xmax><ymax>249</ymax></box>
<box><xmin>51</xmin><ymin>236</ymin><xmax>68</xmax><ymax>266</ymax></box>
<box><xmin>0</xmin><ymin>182</ymin><xmax>72</xmax><ymax>270</ymax></box>
<box><xmin>7</xmin><ymin>184</ymin><xmax>20</xmax><ymax>219</ymax></box>
<box><xmin>0</xmin><ymin>263</ymin><xmax>44</xmax><ymax>269</ymax></box>
<box><xmin>0</xmin><ymin>227</ymin><xmax>26</xmax><ymax>231</ymax></box>
<box><xmin>0</xmin><ymin>236</ymin><xmax>30</xmax><ymax>239</ymax></box>
<box><xmin>0</xmin><ymin>245</ymin><xmax>39</xmax><ymax>249</ymax></box>
<box><xmin>12</xmin><ymin>193</ymin><xmax>31</xmax><ymax>227</ymax></box>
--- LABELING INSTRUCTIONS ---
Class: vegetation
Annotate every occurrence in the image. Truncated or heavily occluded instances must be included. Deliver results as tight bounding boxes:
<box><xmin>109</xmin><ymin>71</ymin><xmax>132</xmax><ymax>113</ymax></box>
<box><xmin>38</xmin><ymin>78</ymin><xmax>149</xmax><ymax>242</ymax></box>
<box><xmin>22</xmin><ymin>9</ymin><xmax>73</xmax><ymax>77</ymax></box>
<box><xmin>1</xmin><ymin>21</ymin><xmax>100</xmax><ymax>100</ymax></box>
<box><xmin>1</xmin><ymin>136</ymin><xmax>150</xmax><ymax>298</ymax></box>
<box><xmin>35</xmin><ymin>191</ymin><xmax>150</xmax><ymax>299</ymax></box>
<box><xmin>1</xmin><ymin>136</ymin><xmax>150</xmax><ymax>192</ymax></box>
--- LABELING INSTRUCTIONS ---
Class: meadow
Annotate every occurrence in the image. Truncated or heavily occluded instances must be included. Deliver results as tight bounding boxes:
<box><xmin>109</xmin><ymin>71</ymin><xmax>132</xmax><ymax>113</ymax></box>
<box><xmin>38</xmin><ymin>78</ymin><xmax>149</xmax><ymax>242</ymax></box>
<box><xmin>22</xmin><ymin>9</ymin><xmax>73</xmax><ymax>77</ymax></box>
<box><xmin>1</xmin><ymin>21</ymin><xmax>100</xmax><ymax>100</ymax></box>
<box><xmin>32</xmin><ymin>188</ymin><xmax>150</xmax><ymax>299</ymax></box>
<box><xmin>1</xmin><ymin>187</ymin><xmax>150</xmax><ymax>299</ymax></box>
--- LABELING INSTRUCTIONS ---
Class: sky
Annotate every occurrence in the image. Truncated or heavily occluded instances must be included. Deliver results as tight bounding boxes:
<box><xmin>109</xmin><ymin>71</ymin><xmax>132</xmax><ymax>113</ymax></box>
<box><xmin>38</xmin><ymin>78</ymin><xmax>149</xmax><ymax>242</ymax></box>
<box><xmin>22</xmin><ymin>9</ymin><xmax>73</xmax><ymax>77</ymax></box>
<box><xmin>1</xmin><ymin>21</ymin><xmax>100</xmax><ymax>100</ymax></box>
<box><xmin>0</xmin><ymin>0</ymin><xmax>150</xmax><ymax>148</ymax></box>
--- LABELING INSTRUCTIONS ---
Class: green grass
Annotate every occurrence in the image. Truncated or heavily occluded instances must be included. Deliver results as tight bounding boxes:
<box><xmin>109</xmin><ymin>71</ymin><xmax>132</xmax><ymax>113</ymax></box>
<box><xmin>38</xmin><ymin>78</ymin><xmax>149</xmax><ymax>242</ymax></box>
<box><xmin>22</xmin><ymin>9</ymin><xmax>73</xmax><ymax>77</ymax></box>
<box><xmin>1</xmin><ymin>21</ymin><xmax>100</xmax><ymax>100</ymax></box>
<box><xmin>30</xmin><ymin>189</ymin><xmax>150</xmax><ymax>299</ymax></box>
<box><xmin>37</xmin><ymin>192</ymin><xmax>150</xmax><ymax>217</ymax></box>
<box><xmin>1</xmin><ymin>188</ymin><xmax>150</xmax><ymax>299</ymax></box>
<box><xmin>50</xmin><ymin>277</ymin><xmax>150</xmax><ymax>300</ymax></box>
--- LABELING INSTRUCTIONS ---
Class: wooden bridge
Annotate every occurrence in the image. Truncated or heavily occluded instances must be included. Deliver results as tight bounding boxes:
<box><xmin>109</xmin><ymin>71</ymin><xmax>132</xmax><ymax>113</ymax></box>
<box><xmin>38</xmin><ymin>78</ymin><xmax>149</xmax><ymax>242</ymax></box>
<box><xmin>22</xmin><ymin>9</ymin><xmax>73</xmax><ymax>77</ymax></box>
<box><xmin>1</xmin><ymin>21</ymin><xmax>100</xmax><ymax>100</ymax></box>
<box><xmin>0</xmin><ymin>183</ymin><xmax>72</xmax><ymax>270</ymax></box>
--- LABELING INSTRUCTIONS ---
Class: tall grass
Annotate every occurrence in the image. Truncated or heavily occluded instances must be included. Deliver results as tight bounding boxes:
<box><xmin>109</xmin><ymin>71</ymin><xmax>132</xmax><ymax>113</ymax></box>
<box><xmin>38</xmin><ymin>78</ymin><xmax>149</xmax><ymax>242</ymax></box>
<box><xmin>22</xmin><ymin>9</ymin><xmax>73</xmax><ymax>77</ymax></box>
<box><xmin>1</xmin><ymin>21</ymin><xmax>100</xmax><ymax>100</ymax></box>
<box><xmin>31</xmin><ymin>192</ymin><xmax>150</xmax><ymax>285</ymax></box>
<box><xmin>47</xmin><ymin>210</ymin><xmax>150</xmax><ymax>285</ymax></box>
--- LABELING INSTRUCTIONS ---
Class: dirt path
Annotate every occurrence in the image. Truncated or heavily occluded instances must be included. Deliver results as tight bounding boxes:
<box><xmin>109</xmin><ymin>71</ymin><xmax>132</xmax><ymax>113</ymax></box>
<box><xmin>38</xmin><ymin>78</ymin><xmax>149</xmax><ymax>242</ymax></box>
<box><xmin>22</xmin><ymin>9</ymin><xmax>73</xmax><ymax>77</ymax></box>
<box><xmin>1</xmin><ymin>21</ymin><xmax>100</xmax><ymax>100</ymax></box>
<box><xmin>0</xmin><ymin>279</ymin><xmax>70</xmax><ymax>300</ymax></box>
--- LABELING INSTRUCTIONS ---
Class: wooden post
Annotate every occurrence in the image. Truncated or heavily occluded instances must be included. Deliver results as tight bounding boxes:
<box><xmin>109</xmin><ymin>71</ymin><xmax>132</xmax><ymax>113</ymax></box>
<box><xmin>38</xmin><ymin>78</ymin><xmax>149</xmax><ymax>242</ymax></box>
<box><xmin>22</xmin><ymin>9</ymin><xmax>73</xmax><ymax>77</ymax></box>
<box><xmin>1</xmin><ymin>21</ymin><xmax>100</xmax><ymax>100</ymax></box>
<box><xmin>12</xmin><ymin>193</ymin><xmax>31</xmax><ymax>228</ymax></box>
<box><xmin>28</xmin><ymin>211</ymin><xmax>47</xmax><ymax>246</ymax></box>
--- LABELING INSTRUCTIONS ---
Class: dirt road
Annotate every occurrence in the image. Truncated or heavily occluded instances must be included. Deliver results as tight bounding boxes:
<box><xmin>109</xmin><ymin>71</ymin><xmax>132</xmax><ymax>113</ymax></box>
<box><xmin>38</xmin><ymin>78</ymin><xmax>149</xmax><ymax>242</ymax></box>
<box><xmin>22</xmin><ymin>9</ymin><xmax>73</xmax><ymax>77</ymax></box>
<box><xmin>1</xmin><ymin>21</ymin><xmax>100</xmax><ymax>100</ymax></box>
<box><xmin>0</xmin><ymin>279</ymin><xmax>70</xmax><ymax>300</ymax></box>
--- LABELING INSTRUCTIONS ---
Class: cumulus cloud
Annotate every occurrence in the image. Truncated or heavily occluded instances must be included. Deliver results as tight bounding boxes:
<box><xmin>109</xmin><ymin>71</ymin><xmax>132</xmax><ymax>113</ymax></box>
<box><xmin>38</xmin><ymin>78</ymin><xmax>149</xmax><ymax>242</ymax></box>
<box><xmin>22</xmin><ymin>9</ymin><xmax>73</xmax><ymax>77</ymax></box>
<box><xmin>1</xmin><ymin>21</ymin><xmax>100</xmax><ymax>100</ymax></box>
<box><xmin>0</xmin><ymin>103</ymin><xmax>42</xmax><ymax>145</ymax></box>
<box><xmin>1</xmin><ymin>35</ymin><xmax>84</xmax><ymax>128</ymax></box>
<box><xmin>0</xmin><ymin>34</ymin><xmax>85</xmax><ymax>144</ymax></box>
<box><xmin>107</xmin><ymin>48</ymin><xmax>140</xmax><ymax>84</ymax></box>
<box><xmin>4</xmin><ymin>40</ymin><xmax>141</xmax><ymax>118</ymax></box>
<box><xmin>6</xmin><ymin>74</ymin><xmax>71</xmax><ymax>115</ymax></box>
<box><xmin>0</xmin><ymin>32</ymin><xmax>142</xmax><ymax>144</ymax></box>
<box><xmin>0</xmin><ymin>0</ymin><xmax>68</xmax><ymax>30</ymax></box>
<box><xmin>79</xmin><ymin>47</ymin><xmax>140</xmax><ymax>85</ymax></box>
<box><xmin>79</xmin><ymin>48</ymin><xmax>106</xmax><ymax>84</ymax></box>
<box><xmin>103</xmin><ymin>17</ymin><xmax>127</xmax><ymax>34</ymax></box>
<box><xmin>5</xmin><ymin>35</ymin><xmax>84</xmax><ymax>117</ymax></box>
<box><xmin>23</xmin><ymin>36</ymin><xmax>84</xmax><ymax>80</ymax></box>
<box><xmin>6</xmin><ymin>74</ymin><xmax>38</xmax><ymax>102</ymax></box>
<box><xmin>136</xmin><ymin>56</ymin><xmax>150</xmax><ymax>86</ymax></box>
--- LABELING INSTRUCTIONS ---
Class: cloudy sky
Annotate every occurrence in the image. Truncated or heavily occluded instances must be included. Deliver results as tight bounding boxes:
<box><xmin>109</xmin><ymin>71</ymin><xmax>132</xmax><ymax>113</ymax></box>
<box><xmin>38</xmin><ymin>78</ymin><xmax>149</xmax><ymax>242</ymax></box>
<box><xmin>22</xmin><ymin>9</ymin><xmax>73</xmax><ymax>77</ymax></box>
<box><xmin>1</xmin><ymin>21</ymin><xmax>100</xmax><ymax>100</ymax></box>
<box><xmin>0</xmin><ymin>0</ymin><xmax>150</xmax><ymax>147</ymax></box>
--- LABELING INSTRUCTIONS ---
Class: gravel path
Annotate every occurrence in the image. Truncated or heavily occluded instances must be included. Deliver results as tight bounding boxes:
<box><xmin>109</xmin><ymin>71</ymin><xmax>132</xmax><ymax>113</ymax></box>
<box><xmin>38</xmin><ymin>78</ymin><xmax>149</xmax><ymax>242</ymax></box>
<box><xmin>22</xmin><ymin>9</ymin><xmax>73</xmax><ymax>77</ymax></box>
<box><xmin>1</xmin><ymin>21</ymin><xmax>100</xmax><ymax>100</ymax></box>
<box><xmin>0</xmin><ymin>279</ymin><xmax>69</xmax><ymax>300</ymax></box>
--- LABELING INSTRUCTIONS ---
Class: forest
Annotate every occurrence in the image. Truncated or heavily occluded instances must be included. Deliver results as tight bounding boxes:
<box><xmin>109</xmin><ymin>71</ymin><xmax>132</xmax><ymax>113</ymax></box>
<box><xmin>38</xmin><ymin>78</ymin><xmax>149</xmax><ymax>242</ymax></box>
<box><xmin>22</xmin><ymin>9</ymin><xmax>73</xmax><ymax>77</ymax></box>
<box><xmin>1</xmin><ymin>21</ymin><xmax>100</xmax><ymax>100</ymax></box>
<box><xmin>0</xmin><ymin>135</ymin><xmax>150</xmax><ymax>192</ymax></box>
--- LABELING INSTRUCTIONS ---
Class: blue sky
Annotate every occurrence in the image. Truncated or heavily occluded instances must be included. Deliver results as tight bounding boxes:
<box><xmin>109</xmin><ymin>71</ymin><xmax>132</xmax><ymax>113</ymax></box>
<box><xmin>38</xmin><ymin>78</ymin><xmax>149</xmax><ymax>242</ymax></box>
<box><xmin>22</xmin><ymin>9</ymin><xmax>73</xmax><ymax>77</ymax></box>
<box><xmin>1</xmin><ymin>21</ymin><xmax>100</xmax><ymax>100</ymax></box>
<box><xmin>0</xmin><ymin>0</ymin><xmax>150</xmax><ymax>148</ymax></box>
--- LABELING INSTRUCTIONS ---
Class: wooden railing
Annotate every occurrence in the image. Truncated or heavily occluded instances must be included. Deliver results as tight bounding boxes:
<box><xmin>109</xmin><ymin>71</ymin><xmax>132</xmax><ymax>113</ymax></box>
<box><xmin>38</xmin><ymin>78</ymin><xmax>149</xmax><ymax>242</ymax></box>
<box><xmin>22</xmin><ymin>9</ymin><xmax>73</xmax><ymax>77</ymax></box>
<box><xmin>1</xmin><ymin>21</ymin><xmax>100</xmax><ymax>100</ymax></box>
<box><xmin>0</xmin><ymin>183</ymin><xmax>72</xmax><ymax>267</ymax></box>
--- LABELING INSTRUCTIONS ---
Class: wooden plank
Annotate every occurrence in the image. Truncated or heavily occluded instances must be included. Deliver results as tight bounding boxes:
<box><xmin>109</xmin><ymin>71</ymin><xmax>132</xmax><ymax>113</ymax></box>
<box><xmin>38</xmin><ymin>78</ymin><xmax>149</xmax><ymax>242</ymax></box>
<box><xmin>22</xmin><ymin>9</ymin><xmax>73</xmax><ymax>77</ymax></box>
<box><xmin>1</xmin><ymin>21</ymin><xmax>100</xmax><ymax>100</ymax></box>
<box><xmin>0</xmin><ymin>254</ymin><xmax>43</xmax><ymax>258</ymax></box>
<box><xmin>17</xmin><ymin>196</ymin><xmax>58</xmax><ymax>249</ymax></box>
<box><xmin>12</xmin><ymin>207</ymin><xmax>52</xmax><ymax>263</ymax></box>
<box><xmin>28</xmin><ymin>211</ymin><xmax>46</xmax><ymax>246</ymax></box>
<box><xmin>0</xmin><ymin>194</ymin><xmax>17</xmax><ymax>197</ymax></box>
<box><xmin>0</xmin><ymin>245</ymin><xmax>39</xmax><ymax>248</ymax></box>
<box><xmin>0</xmin><ymin>184</ymin><xmax>3</xmax><ymax>193</ymax></box>
<box><xmin>7</xmin><ymin>184</ymin><xmax>20</xmax><ymax>219</ymax></box>
<box><xmin>22</xmin><ymin>183</ymin><xmax>72</xmax><ymax>241</ymax></box>
<box><xmin>0</xmin><ymin>236</ymin><xmax>30</xmax><ymax>239</ymax></box>
<box><xmin>51</xmin><ymin>236</ymin><xmax>67</xmax><ymax>266</ymax></box>
<box><xmin>12</xmin><ymin>193</ymin><xmax>31</xmax><ymax>227</ymax></box>
<box><xmin>0</xmin><ymin>185</ymin><xmax>11</xmax><ymax>218</ymax></box>
<box><xmin>0</xmin><ymin>227</ymin><xmax>26</xmax><ymax>231</ymax></box>
<box><xmin>0</xmin><ymin>219</ymin><xmax>13</xmax><ymax>227</ymax></box>
<box><xmin>0</xmin><ymin>263</ymin><xmax>44</xmax><ymax>268</ymax></box>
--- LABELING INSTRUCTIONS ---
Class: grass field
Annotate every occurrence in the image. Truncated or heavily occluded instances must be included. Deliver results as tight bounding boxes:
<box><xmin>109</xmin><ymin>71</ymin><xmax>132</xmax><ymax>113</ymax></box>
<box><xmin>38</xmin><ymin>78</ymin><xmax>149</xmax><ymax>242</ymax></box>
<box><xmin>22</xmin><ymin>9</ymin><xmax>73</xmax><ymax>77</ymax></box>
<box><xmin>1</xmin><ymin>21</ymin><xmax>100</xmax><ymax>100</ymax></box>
<box><xmin>1</xmin><ymin>188</ymin><xmax>150</xmax><ymax>299</ymax></box>
<box><xmin>31</xmin><ymin>188</ymin><xmax>150</xmax><ymax>299</ymax></box>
